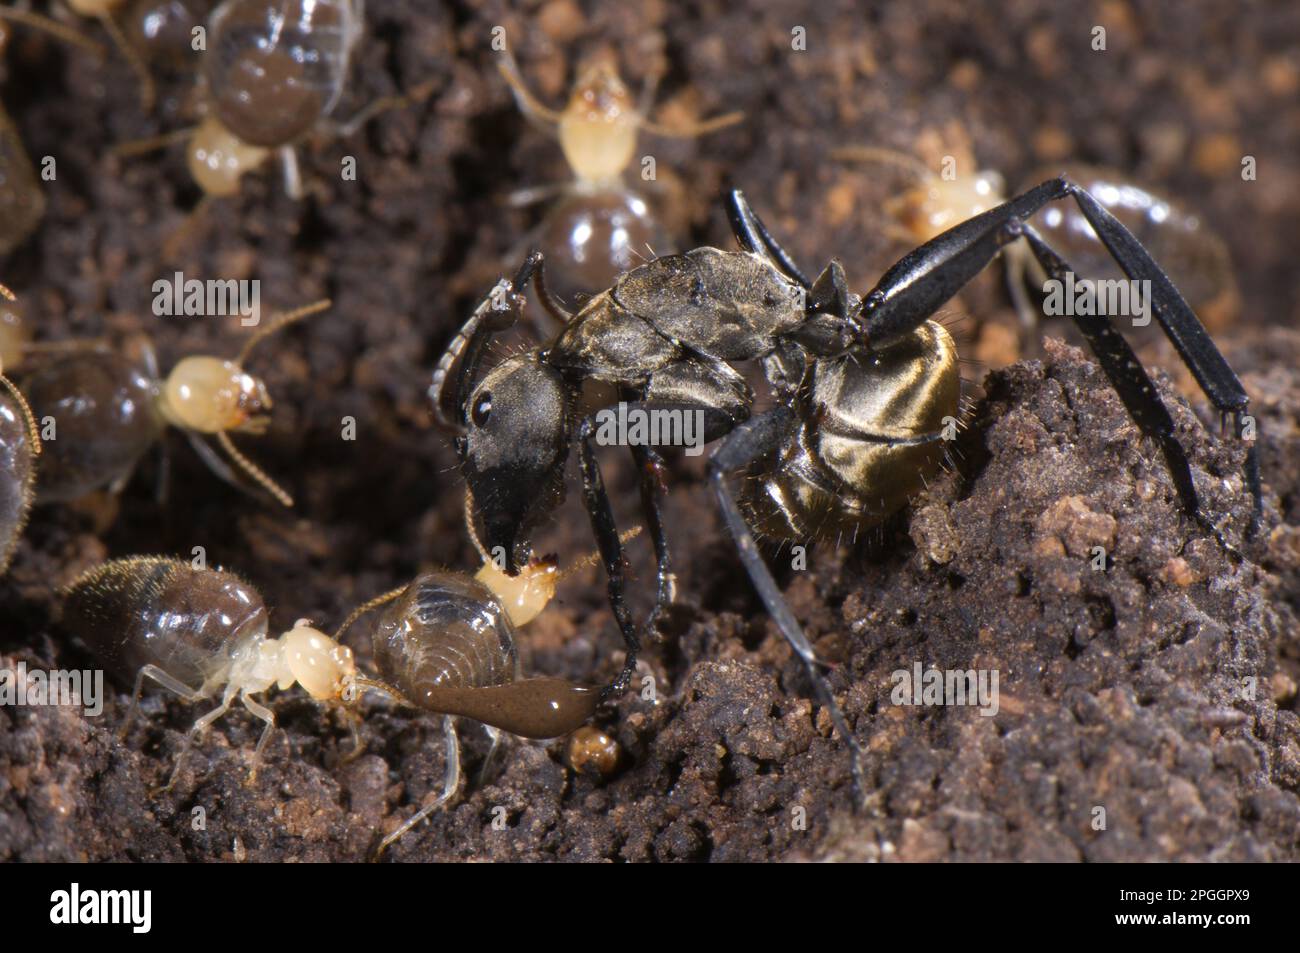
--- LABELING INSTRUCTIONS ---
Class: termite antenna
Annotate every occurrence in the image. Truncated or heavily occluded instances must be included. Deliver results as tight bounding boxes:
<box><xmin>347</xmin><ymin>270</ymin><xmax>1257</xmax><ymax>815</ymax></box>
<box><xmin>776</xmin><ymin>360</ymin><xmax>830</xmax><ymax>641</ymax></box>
<box><xmin>237</xmin><ymin>299</ymin><xmax>331</xmax><ymax>365</ymax></box>
<box><xmin>328</xmin><ymin>78</ymin><xmax>438</xmax><ymax>138</ymax></box>
<box><xmin>112</xmin><ymin>126</ymin><xmax>199</xmax><ymax>158</ymax></box>
<box><xmin>161</xmin><ymin>194</ymin><xmax>214</xmax><ymax>262</ymax></box>
<box><xmin>557</xmin><ymin>525</ymin><xmax>643</xmax><ymax>581</ymax></box>
<box><xmin>348</xmin><ymin>675</ymin><xmax>414</xmax><ymax>708</ymax></box>
<box><xmin>215</xmin><ymin>431</ymin><xmax>292</xmax><ymax>507</ymax></box>
<box><xmin>638</xmin><ymin>109</ymin><xmax>743</xmax><ymax>139</ymax></box>
<box><xmin>465</xmin><ymin>490</ymin><xmax>489</xmax><ymax>562</ymax></box>
<box><xmin>0</xmin><ymin>6</ymin><xmax>105</xmax><ymax>56</ymax></box>
<box><xmin>333</xmin><ymin>586</ymin><xmax>408</xmax><ymax>642</ymax></box>
<box><xmin>94</xmin><ymin>9</ymin><xmax>156</xmax><ymax>112</ymax></box>
<box><xmin>496</xmin><ymin>47</ymin><xmax>564</xmax><ymax>128</ymax></box>
<box><xmin>830</xmin><ymin>145</ymin><xmax>933</xmax><ymax>181</ymax></box>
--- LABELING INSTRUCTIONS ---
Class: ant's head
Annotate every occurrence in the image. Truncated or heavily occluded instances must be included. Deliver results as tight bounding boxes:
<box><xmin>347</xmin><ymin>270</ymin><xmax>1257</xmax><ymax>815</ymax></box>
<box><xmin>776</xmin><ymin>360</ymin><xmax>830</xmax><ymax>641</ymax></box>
<box><xmin>159</xmin><ymin>356</ymin><xmax>271</xmax><ymax>435</ymax></box>
<box><xmin>460</xmin><ymin>353</ymin><xmax>571</xmax><ymax>575</ymax></box>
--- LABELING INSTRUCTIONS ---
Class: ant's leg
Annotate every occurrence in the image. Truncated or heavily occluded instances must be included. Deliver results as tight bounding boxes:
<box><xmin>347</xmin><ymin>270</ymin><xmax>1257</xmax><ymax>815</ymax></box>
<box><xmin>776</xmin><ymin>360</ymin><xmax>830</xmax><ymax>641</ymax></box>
<box><xmin>123</xmin><ymin>664</ymin><xmax>204</xmax><ymax>741</ymax></box>
<box><xmin>632</xmin><ymin>443</ymin><xmax>676</xmax><ymax>625</ymax></box>
<box><xmin>575</xmin><ymin>402</ymin><xmax>740</xmax><ymax>699</ymax></box>
<box><xmin>574</xmin><ymin>417</ymin><xmax>643</xmax><ymax>701</ymax></box>
<box><xmin>629</xmin><ymin>362</ymin><xmax>753</xmax><ymax>625</ymax></box>
<box><xmin>430</xmin><ymin>251</ymin><xmax>542</xmax><ymax>432</ymax></box>
<box><xmin>629</xmin><ymin>442</ymin><xmax>675</xmax><ymax>630</ymax></box>
<box><xmin>374</xmin><ymin>716</ymin><xmax>461</xmax><ymax>859</ymax></box>
<box><xmin>860</xmin><ymin>176</ymin><xmax>1257</xmax><ymax>533</ymax></box>
<box><xmin>706</xmin><ymin>406</ymin><xmax>866</xmax><ymax>806</ymax></box>
<box><xmin>1016</xmin><ymin>224</ymin><xmax>1256</xmax><ymax>544</ymax></box>
<box><xmin>864</xmin><ymin>177</ymin><xmax>1249</xmax><ymax>416</ymax></box>
<box><xmin>725</xmin><ymin>190</ymin><xmax>811</xmax><ymax>288</ymax></box>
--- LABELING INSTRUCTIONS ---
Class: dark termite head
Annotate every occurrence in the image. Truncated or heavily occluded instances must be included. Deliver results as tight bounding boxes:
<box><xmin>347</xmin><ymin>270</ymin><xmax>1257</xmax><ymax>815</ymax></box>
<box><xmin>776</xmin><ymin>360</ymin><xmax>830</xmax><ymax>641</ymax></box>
<box><xmin>461</xmin><ymin>353</ymin><xmax>571</xmax><ymax>575</ymax></box>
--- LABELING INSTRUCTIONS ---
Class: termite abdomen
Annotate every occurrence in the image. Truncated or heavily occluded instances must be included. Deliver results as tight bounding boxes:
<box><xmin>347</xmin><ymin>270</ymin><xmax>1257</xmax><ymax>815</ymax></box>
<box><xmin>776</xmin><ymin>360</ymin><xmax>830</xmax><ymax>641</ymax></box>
<box><xmin>22</xmin><ymin>351</ymin><xmax>163</xmax><ymax>503</ymax></box>
<box><xmin>371</xmin><ymin>571</ymin><xmax>598</xmax><ymax>739</ymax></box>
<box><xmin>205</xmin><ymin>0</ymin><xmax>357</xmax><ymax>148</ymax></box>
<box><xmin>0</xmin><ymin>106</ymin><xmax>46</xmax><ymax>258</ymax></box>
<box><xmin>62</xmin><ymin>556</ymin><xmax>267</xmax><ymax>689</ymax></box>
<box><xmin>0</xmin><ymin>390</ymin><xmax>35</xmax><ymax>573</ymax></box>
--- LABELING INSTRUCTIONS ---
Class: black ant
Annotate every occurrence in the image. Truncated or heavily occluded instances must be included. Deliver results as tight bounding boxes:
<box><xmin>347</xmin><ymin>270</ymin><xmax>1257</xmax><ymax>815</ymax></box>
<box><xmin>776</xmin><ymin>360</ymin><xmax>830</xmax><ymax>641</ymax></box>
<box><xmin>835</xmin><ymin>137</ymin><xmax>1240</xmax><ymax>348</ymax></box>
<box><xmin>432</xmin><ymin>180</ymin><xmax>1259</xmax><ymax>801</ymax></box>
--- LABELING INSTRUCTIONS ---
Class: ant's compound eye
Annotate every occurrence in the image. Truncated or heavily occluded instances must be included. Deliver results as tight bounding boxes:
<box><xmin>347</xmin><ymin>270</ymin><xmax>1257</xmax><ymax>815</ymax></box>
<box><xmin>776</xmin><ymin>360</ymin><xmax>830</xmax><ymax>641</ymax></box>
<box><xmin>472</xmin><ymin>393</ymin><xmax>493</xmax><ymax>427</ymax></box>
<box><xmin>763</xmin><ymin>291</ymin><xmax>779</xmax><ymax>308</ymax></box>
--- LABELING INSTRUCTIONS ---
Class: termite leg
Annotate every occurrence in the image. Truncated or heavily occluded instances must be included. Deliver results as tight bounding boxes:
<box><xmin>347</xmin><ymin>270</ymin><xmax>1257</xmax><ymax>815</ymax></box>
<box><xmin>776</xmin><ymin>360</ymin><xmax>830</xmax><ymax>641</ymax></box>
<box><xmin>374</xmin><ymin>716</ymin><xmax>461</xmax><ymax>859</ymax></box>
<box><xmin>123</xmin><ymin>663</ymin><xmax>203</xmax><ymax>741</ymax></box>
<box><xmin>478</xmin><ymin>724</ymin><xmax>503</xmax><ymax>786</ymax></box>
<box><xmin>707</xmin><ymin>406</ymin><xmax>867</xmax><ymax>807</ymax></box>
<box><xmin>241</xmin><ymin>691</ymin><xmax>278</xmax><ymax>783</ymax></box>
<box><xmin>158</xmin><ymin>685</ymin><xmax>238</xmax><ymax>794</ymax></box>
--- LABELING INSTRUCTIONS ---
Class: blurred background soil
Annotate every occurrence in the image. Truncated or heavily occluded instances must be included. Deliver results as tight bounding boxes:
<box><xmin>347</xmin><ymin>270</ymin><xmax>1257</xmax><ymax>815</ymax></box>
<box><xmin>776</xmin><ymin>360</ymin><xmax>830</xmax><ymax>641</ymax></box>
<box><xmin>1</xmin><ymin>0</ymin><xmax>1298</xmax><ymax>861</ymax></box>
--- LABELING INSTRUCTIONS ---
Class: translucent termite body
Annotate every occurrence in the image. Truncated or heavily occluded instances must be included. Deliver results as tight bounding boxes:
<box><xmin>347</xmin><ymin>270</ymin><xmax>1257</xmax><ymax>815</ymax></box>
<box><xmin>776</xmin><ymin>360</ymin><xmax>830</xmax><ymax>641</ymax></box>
<box><xmin>0</xmin><ymin>389</ymin><xmax>35</xmax><ymax>573</ymax></box>
<box><xmin>339</xmin><ymin>537</ymin><xmax>628</xmax><ymax>858</ymax></box>
<box><xmin>0</xmin><ymin>8</ymin><xmax>104</xmax><ymax>255</ymax></box>
<box><xmin>204</xmin><ymin>0</ymin><xmax>360</xmax><ymax>149</ymax></box>
<box><xmin>368</xmin><ymin>568</ymin><xmax>598</xmax><ymax>740</ymax></box>
<box><xmin>184</xmin><ymin>0</ymin><xmax>362</xmax><ymax>199</ymax></box>
<box><xmin>61</xmin><ymin>555</ymin><xmax>360</xmax><ymax>787</ymax></box>
<box><xmin>126</xmin><ymin>0</ymin><xmax>214</xmax><ymax>72</ymax></box>
<box><xmin>0</xmin><ymin>103</ymin><xmax>45</xmax><ymax>258</ymax></box>
<box><xmin>22</xmin><ymin>348</ymin><xmax>162</xmax><ymax>503</ymax></box>
<box><xmin>499</xmin><ymin>49</ymin><xmax>742</xmax><ymax>315</ymax></box>
<box><xmin>0</xmin><ymin>279</ymin><xmax>28</xmax><ymax>373</ymax></box>
<box><xmin>118</xmin><ymin>0</ymin><xmax>422</xmax><ymax>214</ymax></box>
<box><xmin>19</xmin><ymin>299</ymin><xmax>328</xmax><ymax>507</ymax></box>
<box><xmin>835</xmin><ymin>143</ymin><xmax>1239</xmax><ymax>343</ymax></box>
<box><xmin>0</xmin><ymin>283</ymin><xmax>39</xmax><ymax>573</ymax></box>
